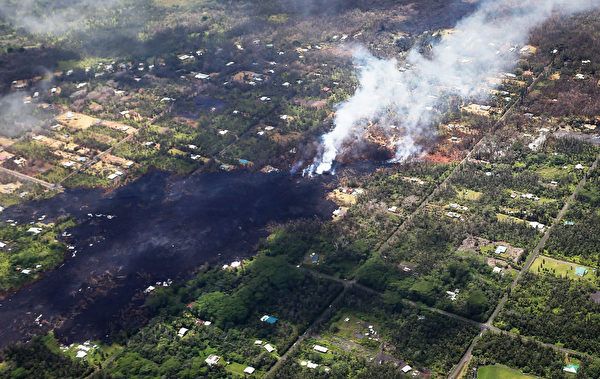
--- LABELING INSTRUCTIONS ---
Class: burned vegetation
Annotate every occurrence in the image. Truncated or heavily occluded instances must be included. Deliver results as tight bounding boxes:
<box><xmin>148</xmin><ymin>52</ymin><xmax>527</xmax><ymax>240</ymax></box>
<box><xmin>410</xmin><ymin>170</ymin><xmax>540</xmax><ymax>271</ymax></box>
<box><xmin>0</xmin><ymin>1</ymin><xmax>600</xmax><ymax>379</ymax></box>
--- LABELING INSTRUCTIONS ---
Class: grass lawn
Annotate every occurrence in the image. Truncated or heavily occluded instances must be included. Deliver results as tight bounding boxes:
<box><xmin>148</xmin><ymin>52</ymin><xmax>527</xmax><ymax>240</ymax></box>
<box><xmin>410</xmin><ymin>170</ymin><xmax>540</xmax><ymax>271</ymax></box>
<box><xmin>225</xmin><ymin>362</ymin><xmax>251</xmax><ymax>377</ymax></box>
<box><xmin>305</xmin><ymin>313</ymin><xmax>382</xmax><ymax>366</ymax></box>
<box><xmin>477</xmin><ymin>364</ymin><xmax>537</xmax><ymax>379</ymax></box>
<box><xmin>536</xmin><ymin>166</ymin><xmax>567</xmax><ymax>181</ymax></box>
<box><xmin>496</xmin><ymin>213</ymin><xmax>527</xmax><ymax>225</ymax></box>
<box><xmin>530</xmin><ymin>255</ymin><xmax>596</xmax><ymax>284</ymax></box>
<box><xmin>456</xmin><ymin>188</ymin><xmax>483</xmax><ymax>201</ymax></box>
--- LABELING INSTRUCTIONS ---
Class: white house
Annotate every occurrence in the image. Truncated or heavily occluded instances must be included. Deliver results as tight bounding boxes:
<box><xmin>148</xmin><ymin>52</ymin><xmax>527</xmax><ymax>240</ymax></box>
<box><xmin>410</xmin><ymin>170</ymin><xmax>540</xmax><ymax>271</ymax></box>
<box><xmin>177</xmin><ymin>327</ymin><xmax>189</xmax><ymax>337</ymax></box>
<box><xmin>205</xmin><ymin>354</ymin><xmax>220</xmax><ymax>366</ymax></box>
<box><xmin>264</xmin><ymin>344</ymin><xmax>275</xmax><ymax>353</ymax></box>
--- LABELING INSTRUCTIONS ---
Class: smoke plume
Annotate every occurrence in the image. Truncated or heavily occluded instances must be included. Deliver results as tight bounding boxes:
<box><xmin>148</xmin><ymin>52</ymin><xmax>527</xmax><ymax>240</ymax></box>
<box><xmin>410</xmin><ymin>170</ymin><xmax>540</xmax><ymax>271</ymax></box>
<box><xmin>0</xmin><ymin>93</ymin><xmax>44</xmax><ymax>138</ymax></box>
<box><xmin>0</xmin><ymin>0</ymin><xmax>133</xmax><ymax>35</ymax></box>
<box><xmin>308</xmin><ymin>0</ymin><xmax>600</xmax><ymax>174</ymax></box>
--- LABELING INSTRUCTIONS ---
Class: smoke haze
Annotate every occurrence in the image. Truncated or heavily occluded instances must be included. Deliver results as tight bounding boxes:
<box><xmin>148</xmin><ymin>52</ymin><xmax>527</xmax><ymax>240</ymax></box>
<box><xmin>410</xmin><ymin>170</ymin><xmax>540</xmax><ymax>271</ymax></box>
<box><xmin>0</xmin><ymin>93</ymin><xmax>43</xmax><ymax>138</ymax></box>
<box><xmin>0</xmin><ymin>0</ymin><xmax>134</xmax><ymax>35</ymax></box>
<box><xmin>308</xmin><ymin>0</ymin><xmax>600</xmax><ymax>174</ymax></box>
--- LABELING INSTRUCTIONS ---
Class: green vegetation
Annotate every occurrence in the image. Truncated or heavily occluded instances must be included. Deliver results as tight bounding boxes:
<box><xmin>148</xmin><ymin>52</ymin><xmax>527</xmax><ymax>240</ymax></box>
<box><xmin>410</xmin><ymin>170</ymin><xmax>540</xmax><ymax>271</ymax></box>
<box><xmin>0</xmin><ymin>334</ymin><xmax>92</xmax><ymax>378</ymax></box>
<box><xmin>1</xmin><ymin>2</ymin><xmax>600</xmax><ymax>379</ymax></box>
<box><xmin>478</xmin><ymin>364</ymin><xmax>537</xmax><ymax>379</ymax></box>
<box><xmin>495</xmin><ymin>273</ymin><xmax>600</xmax><ymax>356</ymax></box>
<box><xmin>531</xmin><ymin>256</ymin><xmax>597</xmax><ymax>284</ymax></box>
<box><xmin>471</xmin><ymin>332</ymin><xmax>600</xmax><ymax>379</ymax></box>
<box><xmin>0</xmin><ymin>218</ymin><xmax>74</xmax><ymax>293</ymax></box>
<box><xmin>545</xmin><ymin>169</ymin><xmax>600</xmax><ymax>266</ymax></box>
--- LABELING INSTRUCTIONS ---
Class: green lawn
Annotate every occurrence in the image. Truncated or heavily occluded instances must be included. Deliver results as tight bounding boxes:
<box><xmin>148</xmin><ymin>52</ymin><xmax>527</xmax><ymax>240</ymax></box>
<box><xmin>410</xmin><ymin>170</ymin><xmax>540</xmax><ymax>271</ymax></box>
<box><xmin>478</xmin><ymin>364</ymin><xmax>537</xmax><ymax>379</ymax></box>
<box><xmin>531</xmin><ymin>255</ymin><xmax>596</xmax><ymax>284</ymax></box>
<box><xmin>456</xmin><ymin>188</ymin><xmax>483</xmax><ymax>201</ymax></box>
<box><xmin>496</xmin><ymin>213</ymin><xmax>527</xmax><ymax>225</ymax></box>
<box><xmin>225</xmin><ymin>362</ymin><xmax>250</xmax><ymax>377</ymax></box>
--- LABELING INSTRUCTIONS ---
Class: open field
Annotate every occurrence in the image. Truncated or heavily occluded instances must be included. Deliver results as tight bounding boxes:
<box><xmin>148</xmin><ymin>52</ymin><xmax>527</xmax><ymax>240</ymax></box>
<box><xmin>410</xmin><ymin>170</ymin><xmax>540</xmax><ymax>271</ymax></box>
<box><xmin>530</xmin><ymin>255</ymin><xmax>597</xmax><ymax>284</ymax></box>
<box><xmin>478</xmin><ymin>364</ymin><xmax>537</xmax><ymax>379</ymax></box>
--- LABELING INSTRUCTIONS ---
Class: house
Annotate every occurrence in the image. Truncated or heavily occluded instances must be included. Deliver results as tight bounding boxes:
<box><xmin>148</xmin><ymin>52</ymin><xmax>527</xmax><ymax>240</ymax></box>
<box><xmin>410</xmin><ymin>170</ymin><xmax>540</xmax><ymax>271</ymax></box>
<box><xmin>310</xmin><ymin>253</ymin><xmax>319</xmax><ymax>264</ymax></box>
<box><xmin>13</xmin><ymin>157</ymin><xmax>27</xmax><ymax>166</ymax></box>
<box><xmin>260</xmin><ymin>315</ymin><xmax>278</xmax><ymax>324</ymax></box>
<box><xmin>254</xmin><ymin>340</ymin><xmax>263</xmax><ymax>345</ymax></box>
<box><xmin>264</xmin><ymin>344</ymin><xmax>275</xmax><ymax>353</ymax></box>
<box><xmin>177</xmin><ymin>327</ymin><xmax>189</xmax><ymax>337</ymax></box>
<box><xmin>563</xmin><ymin>364</ymin><xmax>579</xmax><ymax>374</ymax></box>
<box><xmin>205</xmin><ymin>354</ymin><xmax>221</xmax><ymax>366</ymax></box>
<box><xmin>446</xmin><ymin>290</ymin><xmax>458</xmax><ymax>301</ymax></box>
<box><xmin>446</xmin><ymin>211</ymin><xmax>462</xmax><ymax>219</ymax></box>
<box><xmin>243</xmin><ymin>366</ymin><xmax>256</xmax><ymax>374</ymax></box>
<box><xmin>492</xmin><ymin>267</ymin><xmax>503</xmax><ymax>274</ymax></box>
<box><xmin>388</xmin><ymin>206</ymin><xmax>398</xmax><ymax>213</ymax></box>
<box><xmin>401</xmin><ymin>365</ymin><xmax>412</xmax><ymax>373</ymax></box>
<box><xmin>301</xmin><ymin>360</ymin><xmax>319</xmax><ymax>369</ymax></box>
<box><xmin>313</xmin><ymin>345</ymin><xmax>328</xmax><ymax>353</ymax></box>
<box><xmin>108</xmin><ymin>171</ymin><xmax>124</xmax><ymax>180</ymax></box>
<box><xmin>76</xmin><ymin>350</ymin><xmax>87</xmax><ymax>358</ymax></box>
<box><xmin>307</xmin><ymin>362</ymin><xmax>319</xmax><ymax>369</ymax></box>
<box><xmin>529</xmin><ymin>221</ymin><xmax>546</xmax><ymax>231</ymax></box>
<box><xmin>495</xmin><ymin>245</ymin><xmax>508</xmax><ymax>255</ymax></box>
<box><xmin>144</xmin><ymin>285</ymin><xmax>155</xmax><ymax>294</ymax></box>
<box><xmin>0</xmin><ymin>241</ymin><xmax>6</xmax><ymax>248</ymax></box>
<box><xmin>27</xmin><ymin>227</ymin><xmax>42</xmax><ymax>235</ymax></box>
<box><xmin>332</xmin><ymin>208</ymin><xmax>347</xmax><ymax>219</ymax></box>
<box><xmin>575</xmin><ymin>267</ymin><xmax>588</xmax><ymax>277</ymax></box>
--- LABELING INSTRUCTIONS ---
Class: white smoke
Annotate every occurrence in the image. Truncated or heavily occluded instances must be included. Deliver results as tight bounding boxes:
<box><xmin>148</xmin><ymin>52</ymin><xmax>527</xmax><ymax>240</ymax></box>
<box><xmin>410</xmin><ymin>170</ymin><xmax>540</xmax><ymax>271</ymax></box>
<box><xmin>309</xmin><ymin>0</ymin><xmax>600</xmax><ymax>174</ymax></box>
<box><xmin>0</xmin><ymin>0</ymin><xmax>131</xmax><ymax>35</ymax></box>
<box><xmin>0</xmin><ymin>93</ymin><xmax>44</xmax><ymax>138</ymax></box>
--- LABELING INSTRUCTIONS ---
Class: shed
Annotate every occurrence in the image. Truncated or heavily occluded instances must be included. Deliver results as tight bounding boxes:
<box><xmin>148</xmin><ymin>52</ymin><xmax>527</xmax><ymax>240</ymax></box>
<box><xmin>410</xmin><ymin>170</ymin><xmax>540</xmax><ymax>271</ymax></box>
<box><xmin>313</xmin><ymin>345</ymin><xmax>328</xmax><ymax>353</ymax></box>
<box><xmin>260</xmin><ymin>315</ymin><xmax>278</xmax><ymax>324</ymax></box>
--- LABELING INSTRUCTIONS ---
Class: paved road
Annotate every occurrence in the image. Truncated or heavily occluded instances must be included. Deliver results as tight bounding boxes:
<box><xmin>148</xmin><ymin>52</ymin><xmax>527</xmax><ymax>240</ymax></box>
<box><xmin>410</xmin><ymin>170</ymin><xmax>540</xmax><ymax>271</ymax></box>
<box><xmin>375</xmin><ymin>67</ymin><xmax>532</xmax><ymax>257</ymax></box>
<box><xmin>448</xmin><ymin>154</ymin><xmax>600</xmax><ymax>379</ymax></box>
<box><xmin>59</xmin><ymin>132</ymin><xmax>137</xmax><ymax>185</ymax></box>
<box><xmin>264</xmin><ymin>276</ymin><xmax>350</xmax><ymax>379</ymax></box>
<box><xmin>0</xmin><ymin>166</ymin><xmax>62</xmax><ymax>191</ymax></box>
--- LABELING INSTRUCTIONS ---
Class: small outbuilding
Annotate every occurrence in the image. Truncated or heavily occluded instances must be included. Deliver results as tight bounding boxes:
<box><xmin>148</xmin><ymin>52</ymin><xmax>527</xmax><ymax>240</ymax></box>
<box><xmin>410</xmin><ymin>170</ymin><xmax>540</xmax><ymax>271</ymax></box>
<box><xmin>260</xmin><ymin>315</ymin><xmax>278</xmax><ymax>324</ymax></box>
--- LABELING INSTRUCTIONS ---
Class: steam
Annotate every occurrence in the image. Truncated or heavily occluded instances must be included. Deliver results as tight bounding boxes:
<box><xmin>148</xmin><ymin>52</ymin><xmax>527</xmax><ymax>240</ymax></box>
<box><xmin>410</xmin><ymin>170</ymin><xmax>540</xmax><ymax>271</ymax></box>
<box><xmin>309</xmin><ymin>0</ymin><xmax>600</xmax><ymax>174</ymax></box>
<box><xmin>0</xmin><ymin>0</ymin><xmax>131</xmax><ymax>35</ymax></box>
<box><xmin>0</xmin><ymin>93</ymin><xmax>43</xmax><ymax>138</ymax></box>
